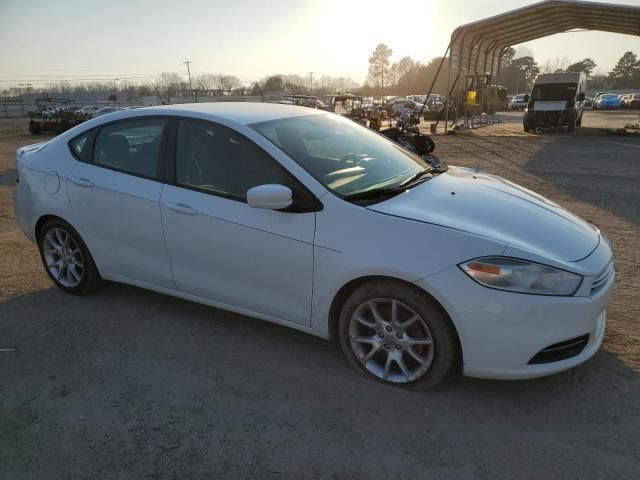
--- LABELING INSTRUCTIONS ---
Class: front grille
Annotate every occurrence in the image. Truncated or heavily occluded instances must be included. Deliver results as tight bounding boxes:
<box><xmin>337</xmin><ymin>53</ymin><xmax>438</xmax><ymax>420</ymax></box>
<box><xmin>591</xmin><ymin>262</ymin><xmax>614</xmax><ymax>295</ymax></box>
<box><xmin>528</xmin><ymin>334</ymin><xmax>589</xmax><ymax>365</ymax></box>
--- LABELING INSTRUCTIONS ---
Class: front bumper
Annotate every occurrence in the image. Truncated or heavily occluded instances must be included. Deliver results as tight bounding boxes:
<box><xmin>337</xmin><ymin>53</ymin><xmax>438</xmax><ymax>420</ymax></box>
<box><xmin>415</xmin><ymin>255</ymin><xmax>614</xmax><ymax>380</ymax></box>
<box><xmin>525</xmin><ymin>108</ymin><xmax>575</xmax><ymax>127</ymax></box>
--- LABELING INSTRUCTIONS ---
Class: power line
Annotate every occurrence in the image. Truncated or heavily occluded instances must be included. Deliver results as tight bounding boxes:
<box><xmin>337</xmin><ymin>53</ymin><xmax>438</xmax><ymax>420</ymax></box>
<box><xmin>0</xmin><ymin>74</ymin><xmax>164</xmax><ymax>84</ymax></box>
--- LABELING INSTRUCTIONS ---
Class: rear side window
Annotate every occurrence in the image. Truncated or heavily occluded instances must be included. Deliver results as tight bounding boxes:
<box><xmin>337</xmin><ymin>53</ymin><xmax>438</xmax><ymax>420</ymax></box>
<box><xmin>93</xmin><ymin>119</ymin><xmax>167</xmax><ymax>179</ymax></box>
<box><xmin>69</xmin><ymin>129</ymin><xmax>96</xmax><ymax>162</ymax></box>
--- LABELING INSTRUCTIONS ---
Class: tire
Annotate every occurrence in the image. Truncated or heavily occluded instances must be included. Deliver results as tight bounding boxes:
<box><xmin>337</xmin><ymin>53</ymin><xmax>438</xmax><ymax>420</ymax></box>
<box><xmin>568</xmin><ymin>115</ymin><xmax>576</xmax><ymax>132</ymax></box>
<box><xmin>37</xmin><ymin>218</ymin><xmax>101</xmax><ymax>295</ymax></box>
<box><xmin>338</xmin><ymin>280</ymin><xmax>457</xmax><ymax>389</ymax></box>
<box><xmin>415</xmin><ymin>134</ymin><xmax>436</xmax><ymax>154</ymax></box>
<box><xmin>28</xmin><ymin>120</ymin><xmax>41</xmax><ymax>135</ymax></box>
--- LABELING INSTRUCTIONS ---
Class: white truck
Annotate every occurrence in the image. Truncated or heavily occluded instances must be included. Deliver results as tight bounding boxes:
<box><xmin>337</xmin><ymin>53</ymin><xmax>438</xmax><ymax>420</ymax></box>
<box><xmin>523</xmin><ymin>72</ymin><xmax>587</xmax><ymax>132</ymax></box>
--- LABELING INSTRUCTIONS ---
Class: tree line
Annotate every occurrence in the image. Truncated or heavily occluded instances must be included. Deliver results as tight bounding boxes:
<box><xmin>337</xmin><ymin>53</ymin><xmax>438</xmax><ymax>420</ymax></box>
<box><xmin>2</xmin><ymin>47</ymin><xmax>639</xmax><ymax>101</ymax></box>
<box><xmin>0</xmin><ymin>71</ymin><xmax>360</xmax><ymax>100</ymax></box>
<box><xmin>365</xmin><ymin>43</ymin><xmax>640</xmax><ymax>96</ymax></box>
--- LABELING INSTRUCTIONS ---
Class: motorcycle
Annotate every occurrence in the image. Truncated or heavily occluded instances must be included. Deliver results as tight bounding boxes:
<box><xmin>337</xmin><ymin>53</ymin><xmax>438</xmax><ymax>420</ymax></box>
<box><xmin>380</xmin><ymin>110</ymin><xmax>436</xmax><ymax>156</ymax></box>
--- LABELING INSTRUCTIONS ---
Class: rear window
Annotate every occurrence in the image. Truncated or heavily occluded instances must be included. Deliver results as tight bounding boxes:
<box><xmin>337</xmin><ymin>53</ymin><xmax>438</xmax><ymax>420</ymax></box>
<box><xmin>69</xmin><ymin>129</ymin><xmax>96</xmax><ymax>162</ymax></box>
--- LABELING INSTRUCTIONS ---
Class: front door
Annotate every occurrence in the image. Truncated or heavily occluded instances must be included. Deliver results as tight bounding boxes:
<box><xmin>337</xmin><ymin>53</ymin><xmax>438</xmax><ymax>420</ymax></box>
<box><xmin>160</xmin><ymin>119</ymin><xmax>316</xmax><ymax>325</ymax></box>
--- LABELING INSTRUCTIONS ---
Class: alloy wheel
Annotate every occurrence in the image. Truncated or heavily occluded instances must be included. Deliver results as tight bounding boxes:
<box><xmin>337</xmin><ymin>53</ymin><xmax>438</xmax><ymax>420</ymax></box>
<box><xmin>42</xmin><ymin>227</ymin><xmax>84</xmax><ymax>288</ymax></box>
<box><xmin>349</xmin><ymin>298</ymin><xmax>434</xmax><ymax>383</ymax></box>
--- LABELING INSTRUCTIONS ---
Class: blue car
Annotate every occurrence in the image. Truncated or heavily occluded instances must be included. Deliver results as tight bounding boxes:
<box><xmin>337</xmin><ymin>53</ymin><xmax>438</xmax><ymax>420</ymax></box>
<box><xmin>594</xmin><ymin>94</ymin><xmax>621</xmax><ymax>110</ymax></box>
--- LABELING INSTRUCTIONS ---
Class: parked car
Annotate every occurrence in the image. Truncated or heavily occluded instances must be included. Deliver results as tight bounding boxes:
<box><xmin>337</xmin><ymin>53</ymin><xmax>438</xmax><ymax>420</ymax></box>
<box><xmin>76</xmin><ymin>105</ymin><xmax>100</xmax><ymax>120</ymax></box>
<box><xmin>593</xmin><ymin>94</ymin><xmax>621</xmax><ymax>110</ymax></box>
<box><xmin>509</xmin><ymin>94</ymin><xmax>528</xmax><ymax>110</ymax></box>
<box><xmin>389</xmin><ymin>99</ymin><xmax>417</xmax><ymax>116</ymax></box>
<box><xmin>91</xmin><ymin>106</ymin><xmax>119</xmax><ymax>118</ymax></box>
<box><xmin>14</xmin><ymin>103</ymin><xmax>614</xmax><ymax>388</ymax></box>
<box><xmin>628</xmin><ymin>93</ymin><xmax>640</xmax><ymax>109</ymax></box>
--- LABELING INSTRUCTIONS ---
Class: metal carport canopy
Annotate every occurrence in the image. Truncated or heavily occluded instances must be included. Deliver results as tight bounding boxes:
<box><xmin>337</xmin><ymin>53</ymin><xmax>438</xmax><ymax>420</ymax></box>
<box><xmin>449</xmin><ymin>0</ymin><xmax>640</xmax><ymax>76</ymax></box>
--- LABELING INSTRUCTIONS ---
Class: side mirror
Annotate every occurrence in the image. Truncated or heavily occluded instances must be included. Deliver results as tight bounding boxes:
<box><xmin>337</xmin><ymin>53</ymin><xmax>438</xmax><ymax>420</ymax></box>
<box><xmin>577</xmin><ymin>93</ymin><xmax>585</xmax><ymax>102</ymax></box>
<box><xmin>523</xmin><ymin>94</ymin><xmax>530</xmax><ymax>103</ymax></box>
<box><xmin>247</xmin><ymin>184</ymin><xmax>293</xmax><ymax>210</ymax></box>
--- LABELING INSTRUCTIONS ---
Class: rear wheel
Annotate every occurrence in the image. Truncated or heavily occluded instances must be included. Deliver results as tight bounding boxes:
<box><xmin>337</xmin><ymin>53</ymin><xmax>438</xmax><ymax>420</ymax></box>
<box><xmin>38</xmin><ymin>218</ymin><xmax>101</xmax><ymax>294</ymax></box>
<box><xmin>339</xmin><ymin>280</ymin><xmax>457</xmax><ymax>389</ymax></box>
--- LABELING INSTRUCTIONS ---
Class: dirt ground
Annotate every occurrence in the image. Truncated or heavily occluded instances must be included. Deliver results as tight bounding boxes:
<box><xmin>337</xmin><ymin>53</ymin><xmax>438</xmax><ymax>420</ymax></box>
<box><xmin>1</xmin><ymin>111</ymin><xmax>639</xmax><ymax>479</ymax></box>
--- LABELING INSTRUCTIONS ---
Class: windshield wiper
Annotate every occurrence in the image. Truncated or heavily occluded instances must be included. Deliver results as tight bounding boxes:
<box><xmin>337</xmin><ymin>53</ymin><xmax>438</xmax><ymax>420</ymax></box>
<box><xmin>343</xmin><ymin>185</ymin><xmax>407</xmax><ymax>202</ymax></box>
<box><xmin>400</xmin><ymin>168</ymin><xmax>433</xmax><ymax>187</ymax></box>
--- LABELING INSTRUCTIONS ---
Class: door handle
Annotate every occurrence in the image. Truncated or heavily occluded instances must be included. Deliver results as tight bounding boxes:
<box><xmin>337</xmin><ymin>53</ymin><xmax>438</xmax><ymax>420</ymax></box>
<box><xmin>164</xmin><ymin>202</ymin><xmax>199</xmax><ymax>215</ymax></box>
<box><xmin>70</xmin><ymin>177</ymin><xmax>95</xmax><ymax>188</ymax></box>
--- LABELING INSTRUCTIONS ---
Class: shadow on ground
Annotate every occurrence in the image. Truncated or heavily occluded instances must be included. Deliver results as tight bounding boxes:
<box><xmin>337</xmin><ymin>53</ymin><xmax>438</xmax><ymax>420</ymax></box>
<box><xmin>523</xmin><ymin>135</ymin><xmax>640</xmax><ymax>227</ymax></box>
<box><xmin>0</xmin><ymin>168</ymin><xmax>18</xmax><ymax>186</ymax></box>
<box><xmin>2</xmin><ymin>284</ymin><xmax>639</xmax><ymax>479</ymax></box>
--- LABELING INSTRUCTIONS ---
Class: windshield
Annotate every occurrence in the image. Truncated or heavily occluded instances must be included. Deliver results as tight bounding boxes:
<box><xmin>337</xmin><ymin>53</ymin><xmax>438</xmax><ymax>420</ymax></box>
<box><xmin>251</xmin><ymin>114</ymin><xmax>428</xmax><ymax>197</ymax></box>
<box><xmin>601</xmin><ymin>94</ymin><xmax>618</xmax><ymax>99</ymax></box>
<box><xmin>531</xmin><ymin>83</ymin><xmax>577</xmax><ymax>102</ymax></box>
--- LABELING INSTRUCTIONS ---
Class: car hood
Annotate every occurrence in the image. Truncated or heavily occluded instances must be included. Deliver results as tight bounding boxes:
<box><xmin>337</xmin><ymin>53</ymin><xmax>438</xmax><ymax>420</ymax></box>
<box><xmin>368</xmin><ymin>166</ymin><xmax>599</xmax><ymax>262</ymax></box>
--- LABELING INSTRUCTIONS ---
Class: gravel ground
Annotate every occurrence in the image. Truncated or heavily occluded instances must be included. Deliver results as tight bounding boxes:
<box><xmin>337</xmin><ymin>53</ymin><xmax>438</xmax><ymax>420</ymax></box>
<box><xmin>1</xmin><ymin>111</ymin><xmax>639</xmax><ymax>480</ymax></box>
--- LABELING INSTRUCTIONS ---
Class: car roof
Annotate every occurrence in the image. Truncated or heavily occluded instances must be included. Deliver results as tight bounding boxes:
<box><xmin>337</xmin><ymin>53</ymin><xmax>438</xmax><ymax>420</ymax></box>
<box><xmin>143</xmin><ymin>102</ymin><xmax>326</xmax><ymax>125</ymax></box>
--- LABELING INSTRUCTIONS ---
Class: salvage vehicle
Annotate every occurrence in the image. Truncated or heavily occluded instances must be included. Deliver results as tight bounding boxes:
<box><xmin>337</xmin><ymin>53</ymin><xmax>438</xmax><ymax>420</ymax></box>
<box><xmin>91</xmin><ymin>106</ymin><xmax>120</xmax><ymax>118</ymax></box>
<box><xmin>14</xmin><ymin>103</ymin><xmax>614</xmax><ymax>388</ymax></box>
<box><xmin>509</xmin><ymin>94</ymin><xmax>529</xmax><ymax>110</ymax></box>
<box><xmin>480</xmin><ymin>84</ymin><xmax>508</xmax><ymax>113</ymax></box>
<box><xmin>284</xmin><ymin>95</ymin><xmax>326</xmax><ymax>109</ymax></box>
<box><xmin>523</xmin><ymin>72</ymin><xmax>587</xmax><ymax>132</ymax></box>
<box><xmin>628</xmin><ymin>93</ymin><xmax>640</xmax><ymax>109</ymax></box>
<box><xmin>28</xmin><ymin>97</ymin><xmax>83</xmax><ymax>135</ymax></box>
<box><xmin>593</xmin><ymin>94</ymin><xmax>621</xmax><ymax>110</ymax></box>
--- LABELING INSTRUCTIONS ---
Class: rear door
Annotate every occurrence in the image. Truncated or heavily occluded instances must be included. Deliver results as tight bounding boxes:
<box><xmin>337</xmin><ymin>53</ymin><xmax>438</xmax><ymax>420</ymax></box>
<box><xmin>66</xmin><ymin>117</ymin><xmax>174</xmax><ymax>288</ymax></box>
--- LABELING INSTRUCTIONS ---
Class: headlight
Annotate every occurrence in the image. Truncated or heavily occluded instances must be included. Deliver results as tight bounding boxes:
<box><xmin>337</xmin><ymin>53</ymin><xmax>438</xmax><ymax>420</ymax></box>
<box><xmin>459</xmin><ymin>257</ymin><xmax>582</xmax><ymax>296</ymax></box>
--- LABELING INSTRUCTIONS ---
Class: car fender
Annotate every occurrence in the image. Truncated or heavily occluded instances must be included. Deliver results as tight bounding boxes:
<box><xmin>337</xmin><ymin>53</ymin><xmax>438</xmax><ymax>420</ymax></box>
<box><xmin>310</xmin><ymin>193</ymin><xmax>507</xmax><ymax>335</ymax></box>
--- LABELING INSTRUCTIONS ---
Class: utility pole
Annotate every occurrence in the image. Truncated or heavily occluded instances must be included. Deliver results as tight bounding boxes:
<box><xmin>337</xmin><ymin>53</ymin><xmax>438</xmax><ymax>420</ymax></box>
<box><xmin>183</xmin><ymin>59</ymin><xmax>193</xmax><ymax>91</ymax></box>
<box><xmin>308</xmin><ymin>72</ymin><xmax>314</xmax><ymax>94</ymax></box>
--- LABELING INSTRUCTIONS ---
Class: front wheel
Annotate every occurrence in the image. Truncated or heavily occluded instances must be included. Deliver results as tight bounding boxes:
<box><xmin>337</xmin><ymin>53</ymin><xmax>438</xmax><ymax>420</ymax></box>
<box><xmin>339</xmin><ymin>280</ymin><xmax>457</xmax><ymax>389</ymax></box>
<box><xmin>38</xmin><ymin>218</ymin><xmax>101</xmax><ymax>294</ymax></box>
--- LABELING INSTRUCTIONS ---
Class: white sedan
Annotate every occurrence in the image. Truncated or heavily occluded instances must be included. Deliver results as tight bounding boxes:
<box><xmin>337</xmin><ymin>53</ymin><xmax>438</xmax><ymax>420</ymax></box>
<box><xmin>14</xmin><ymin>103</ymin><xmax>614</xmax><ymax>388</ymax></box>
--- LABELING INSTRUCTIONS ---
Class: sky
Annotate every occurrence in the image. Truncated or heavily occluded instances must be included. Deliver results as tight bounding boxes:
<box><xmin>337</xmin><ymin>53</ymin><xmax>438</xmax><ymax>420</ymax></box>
<box><xmin>1</xmin><ymin>0</ymin><xmax>639</xmax><ymax>88</ymax></box>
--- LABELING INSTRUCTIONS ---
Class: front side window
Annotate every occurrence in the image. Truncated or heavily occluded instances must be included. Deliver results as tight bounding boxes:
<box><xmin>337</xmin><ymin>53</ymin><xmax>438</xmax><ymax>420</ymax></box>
<box><xmin>93</xmin><ymin>119</ymin><xmax>166</xmax><ymax>178</ymax></box>
<box><xmin>251</xmin><ymin>114</ymin><xmax>427</xmax><ymax>197</ymax></box>
<box><xmin>175</xmin><ymin>119</ymin><xmax>293</xmax><ymax>200</ymax></box>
